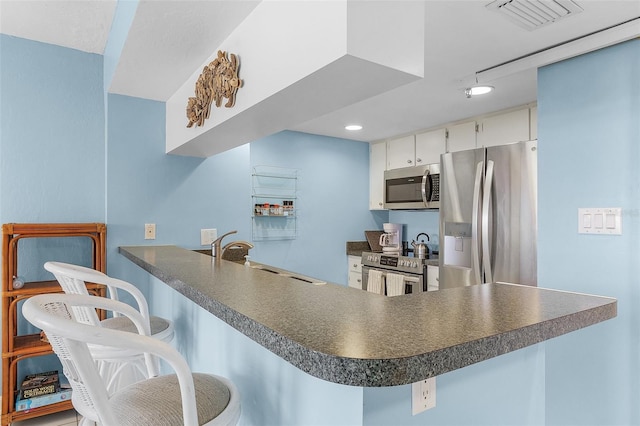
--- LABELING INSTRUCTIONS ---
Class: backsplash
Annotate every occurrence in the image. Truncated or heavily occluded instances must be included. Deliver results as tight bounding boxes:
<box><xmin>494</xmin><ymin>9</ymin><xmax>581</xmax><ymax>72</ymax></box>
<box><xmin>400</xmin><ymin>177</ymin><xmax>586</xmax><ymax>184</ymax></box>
<box><xmin>388</xmin><ymin>210</ymin><xmax>439</xmax><ymax>249</ymax></box>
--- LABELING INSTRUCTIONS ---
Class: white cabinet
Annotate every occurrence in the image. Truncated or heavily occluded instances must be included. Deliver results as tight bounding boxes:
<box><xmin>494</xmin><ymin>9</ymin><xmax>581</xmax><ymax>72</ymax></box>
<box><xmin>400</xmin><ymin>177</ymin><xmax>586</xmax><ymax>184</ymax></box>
<box><xmin>427</xmin><ymin>264</ymin><xmax>439</xmax><ymax>292</ymax></box>
<box><xmin>477</xmin><ymin>109</ymin><xmax>530</xmax><ymax>147</ymax></box>
<box><xmin>386</xmin><ymin>135</ymin><xmax>416</xmax><ymax>169</ymax></box>
<box><xmin>369</xmin><ymin>142</ymin><xmax>386</xmax><ymax>210</ymax></box>
<box><xmin>347</xmin><ymin>255</ymin><xmax>363</xmax><ymax>289</ymax></box>
<box><xmin>387</xmin><ymin>130</ymin><xmax>446</xmax><ymax>170</ymax></box>
<box><xmin>415</xmin><ymin>128</ymin><xmax>446</xmax><ymax>165</ymax></box>
<box><xmin>446</xmin><ymin>121</ymin><xmax>477</xmax><ymax>152</ymax></box>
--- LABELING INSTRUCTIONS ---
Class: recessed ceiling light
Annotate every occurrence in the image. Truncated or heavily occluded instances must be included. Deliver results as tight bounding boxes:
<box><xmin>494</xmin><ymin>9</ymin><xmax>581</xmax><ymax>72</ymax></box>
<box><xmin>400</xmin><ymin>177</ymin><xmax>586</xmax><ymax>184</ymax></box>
<box><xmin>465</xmin><ymin>86</ymin><xmax>494</xmax><ymax>98</ymax></box>
<box><xmin>345</xmin><ymin>124</ymin><xmax>363</xmax><ymax>131</ymax></box>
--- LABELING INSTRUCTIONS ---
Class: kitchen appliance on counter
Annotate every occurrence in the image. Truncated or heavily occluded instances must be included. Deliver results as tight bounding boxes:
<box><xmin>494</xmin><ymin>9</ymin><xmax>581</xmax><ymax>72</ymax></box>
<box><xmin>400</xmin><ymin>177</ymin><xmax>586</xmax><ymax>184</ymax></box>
<box><xmin>361</xmin><ymin>251</ymin><xmax>432</xmax><ymax>295</ymax></box>
<box><xmin>383</xmin><ymin>163</ymin><xmax>440</xmax><ymax>210</ymax></box>
<box><xmin>439</xmin><ymin>140</ymin><xmax>537</xmax><ymax>289</ymax></box>
<box><xmin>364</xmin><ymin>230</ymin><xmax>384</xmax><ymax>253</ymax></box>
<box><xmin>379</xmin><ymin>223</ymin><xmax>402</xmax><ymax>255</ymax></box>
<box><xmin>411</xmin><ymin>232</ymin><xmax>430</xmax><ymax>259</ymax></box>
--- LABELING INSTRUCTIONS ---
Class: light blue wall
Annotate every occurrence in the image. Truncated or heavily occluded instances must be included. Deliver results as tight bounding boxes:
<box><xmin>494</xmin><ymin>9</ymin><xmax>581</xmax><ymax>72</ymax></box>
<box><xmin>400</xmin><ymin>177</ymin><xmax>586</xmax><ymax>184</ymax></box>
<box><xmin>0</xmin><ymin>35</ymin><xmax>105</xmax><ymax>224</ymax></box>
<box><xmin>2</xmin><ymin>29</ymin><xmax>637</xmax><ymax>425</ymax></box>
<box><xmin>105</xmin><ymin>95</ymin><xmax>373</xmax><ymax>424</ymax></box>
<box><xmin>364</xmin><ymin>345</ymin><xmax>545</xmax><ymax>425</ymax></box>
<box><xmin>0</xmin><ymin>34</ymin><xmax>106</xmax><ymax>378</ymax></box>
<box><xmin>539</xmin><ymin>39</ymin><xmax>640</xmax><ymax>425</ymax></box>
<box><xmin>389</xmin><ymin>210</ymin><xmax>439</xmax><ymax>252</ymax></box>
<box><xmin>249</xmin><ymin>131</ymin><xmax>383</xmax><ymax>283</ymax></box>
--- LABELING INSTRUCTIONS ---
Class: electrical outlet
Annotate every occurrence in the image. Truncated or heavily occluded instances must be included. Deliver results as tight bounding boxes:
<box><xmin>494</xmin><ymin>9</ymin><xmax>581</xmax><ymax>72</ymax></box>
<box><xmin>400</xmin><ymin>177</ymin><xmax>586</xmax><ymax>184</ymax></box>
<box><xmin>412</xmin><ymin>377</ymin><xmax>436</xmax><ymax>415</ymax></box>
<box><xmin>145</xmin><ymin>223</ymin><xmax>156</xmax><ymax>240</ymax></box>
<box><xmin>200</xmin><ymin>228</ymin><xmax>217</xmax><ymax>246</ymax></box>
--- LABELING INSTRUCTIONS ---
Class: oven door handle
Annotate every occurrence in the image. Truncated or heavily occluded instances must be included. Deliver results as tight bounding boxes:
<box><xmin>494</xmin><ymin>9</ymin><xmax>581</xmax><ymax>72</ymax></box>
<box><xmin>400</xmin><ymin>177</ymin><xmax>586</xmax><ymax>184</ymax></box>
<box><xmin>363</xmin><ymin>269</ymin><xmax>421</xmax><ymax>282</ymax></box>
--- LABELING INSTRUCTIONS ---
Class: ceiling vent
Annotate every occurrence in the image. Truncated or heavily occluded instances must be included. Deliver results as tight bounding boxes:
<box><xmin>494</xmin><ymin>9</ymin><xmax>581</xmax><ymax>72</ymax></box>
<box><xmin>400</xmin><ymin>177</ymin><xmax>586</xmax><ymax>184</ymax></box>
<box><xmin>486</xmin><ymin>0</ymin><xmax>583</xmax><ymax>31</ymax></box>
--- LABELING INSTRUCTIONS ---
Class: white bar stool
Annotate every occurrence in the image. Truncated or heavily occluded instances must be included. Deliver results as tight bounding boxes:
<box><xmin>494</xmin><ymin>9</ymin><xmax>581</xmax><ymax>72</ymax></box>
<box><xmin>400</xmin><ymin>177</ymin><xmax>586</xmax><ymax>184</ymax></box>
<box><xmin>23</xmin><ymin>293</ymin><xmax>240</xmax><ymax>426</ymax></box>
<box><xmin>44</xmin><ymin>261</ymin><xmax>175</xmax><ymax>393</ymax></box>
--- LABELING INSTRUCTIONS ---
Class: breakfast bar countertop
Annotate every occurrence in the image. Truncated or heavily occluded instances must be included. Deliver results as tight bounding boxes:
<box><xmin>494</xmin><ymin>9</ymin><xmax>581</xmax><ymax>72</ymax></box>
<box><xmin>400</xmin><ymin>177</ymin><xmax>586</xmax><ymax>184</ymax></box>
<box><xmin>119</xmin><ymin>245</ymin><xmax>616</xmax><ymax>387</ymax></box>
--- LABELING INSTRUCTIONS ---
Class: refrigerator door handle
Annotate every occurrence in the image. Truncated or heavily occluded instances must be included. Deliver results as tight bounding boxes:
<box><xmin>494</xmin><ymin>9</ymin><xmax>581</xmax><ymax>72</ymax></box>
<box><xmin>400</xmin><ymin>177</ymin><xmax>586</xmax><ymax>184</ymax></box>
<box><xmin>471</xmin><ymin>161</ymin><xmax>484</xmax><ymax>284</ymax></box>
<box><xmin>482</xmin><ymin>160</ymin><xmax>495</xmax><ymax>284</ymax></box>
<box><xmin>421</xmin><ymin>169</ymin><xmax>430</xmax><ymax>206</ymax></box>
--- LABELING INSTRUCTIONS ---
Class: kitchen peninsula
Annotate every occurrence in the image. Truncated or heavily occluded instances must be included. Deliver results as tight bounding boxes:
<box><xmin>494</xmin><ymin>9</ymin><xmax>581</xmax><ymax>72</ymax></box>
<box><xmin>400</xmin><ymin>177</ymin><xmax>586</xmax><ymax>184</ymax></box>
<box><xmin>120</xmin><ymin>245</ymin><xmax>616</xmax><ymax>387</ymax></box>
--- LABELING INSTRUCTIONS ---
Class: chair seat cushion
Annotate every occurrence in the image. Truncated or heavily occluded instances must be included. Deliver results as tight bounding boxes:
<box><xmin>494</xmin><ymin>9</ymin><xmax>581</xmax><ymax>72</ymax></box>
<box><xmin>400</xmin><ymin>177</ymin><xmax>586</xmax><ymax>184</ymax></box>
<box><xmin>101</xmin><ymin>315</ymin><xmax>171</xmax><ymax>339</ymax></box>
<box><xmin>110</xmin><ymin>373</ymin><xmax>231</xmax><ymax>425</ymax></box>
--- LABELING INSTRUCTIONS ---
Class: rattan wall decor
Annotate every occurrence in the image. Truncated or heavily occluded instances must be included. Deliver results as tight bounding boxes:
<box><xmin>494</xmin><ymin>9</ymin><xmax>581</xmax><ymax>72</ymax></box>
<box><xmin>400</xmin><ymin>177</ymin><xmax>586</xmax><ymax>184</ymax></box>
<box><xmin>186</xmin><ymin>50</ymin><xmax>243</xmax><ymax>128</ymax></box>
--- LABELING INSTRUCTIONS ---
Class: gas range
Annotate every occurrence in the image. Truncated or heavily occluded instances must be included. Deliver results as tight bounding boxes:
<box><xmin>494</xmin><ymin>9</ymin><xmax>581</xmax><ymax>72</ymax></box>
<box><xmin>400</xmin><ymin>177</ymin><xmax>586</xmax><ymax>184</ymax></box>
<box><xmin>360</xmin><ymin>251</ymin><xmax>428</xmax><ymax>295</ymax></box>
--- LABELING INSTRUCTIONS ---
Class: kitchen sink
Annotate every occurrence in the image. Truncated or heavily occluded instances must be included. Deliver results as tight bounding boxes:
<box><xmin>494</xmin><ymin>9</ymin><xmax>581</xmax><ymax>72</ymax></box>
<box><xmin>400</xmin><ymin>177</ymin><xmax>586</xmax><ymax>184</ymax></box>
<box><xmin>249</xmin><ymin>263</ymin><xmax>326</xmax><ymax>285</ymax></box>
<box><xmin>192</xmin><ymin>249</ymin><xmax>325</xmax><ymax>285</ymax></box>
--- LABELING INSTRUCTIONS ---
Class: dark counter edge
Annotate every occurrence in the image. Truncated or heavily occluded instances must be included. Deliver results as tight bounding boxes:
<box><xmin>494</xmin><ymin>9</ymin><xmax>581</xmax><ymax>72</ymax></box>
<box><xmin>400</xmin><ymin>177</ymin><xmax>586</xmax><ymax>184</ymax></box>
<box><xmin>119</xmin><ymin>246</ymin><xmax>617</xmax><ymax>387</ymax></box>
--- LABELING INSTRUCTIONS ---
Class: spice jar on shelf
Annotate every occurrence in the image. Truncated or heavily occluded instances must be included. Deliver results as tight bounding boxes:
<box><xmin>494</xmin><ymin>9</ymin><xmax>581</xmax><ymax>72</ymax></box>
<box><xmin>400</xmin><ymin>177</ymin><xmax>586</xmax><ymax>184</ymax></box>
<box><xmin>284</xmin><ymin>200</ymin><xmax>295</xmax><ymax>216</ymax></box>
<box><xmin>270</xmin><ymin>204</ymin><xmax>283</xmax><ymax>216</ymax></box>
<box><xmin>261</xmin><ymin>203</ymin><xmax>270</xmax><ymax>216</ymax></box>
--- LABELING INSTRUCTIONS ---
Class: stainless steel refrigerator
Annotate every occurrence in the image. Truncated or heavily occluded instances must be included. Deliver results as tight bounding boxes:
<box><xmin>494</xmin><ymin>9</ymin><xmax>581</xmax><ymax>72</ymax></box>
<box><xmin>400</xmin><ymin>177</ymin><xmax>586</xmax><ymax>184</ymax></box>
<box><xmin>439</xmin><ymin>140</ymin><xmax>537</xmax><ymax>289</ymax></box>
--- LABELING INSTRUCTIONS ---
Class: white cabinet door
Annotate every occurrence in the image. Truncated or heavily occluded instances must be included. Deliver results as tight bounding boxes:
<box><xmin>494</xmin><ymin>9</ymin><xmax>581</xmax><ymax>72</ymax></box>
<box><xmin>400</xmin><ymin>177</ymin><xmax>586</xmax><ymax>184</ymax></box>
<box><xmin>427</xmin><ymin>265</ymin><xmax>439</xmax><ymax>291</ymax></box>
<box><xmin>347</xmin><ymin>255</ymin><xmax>363</xmax><ymax>289</ymax></box>
<box><xmin>387</xmin><ymin>135</ymin><xmax>416</xmax><ymax>169</ymax></box>
<box><xmin>369</xmin><ymin>142</ymin><xmax>386</xmax><ymax>210</ymax></box>
<box><xmin>348</xmin><ymin>271</ymin><xmax>363</xmax><ymax>289</ymax></box>
<box><xmin>415</xmin><ymin>128</ymin><xmax>446</xmax><ymax>165</ymax></box>
<box><xmin>446</xmin><ymin>121</ymin><xmax>476</xmax><ymax>152</ymax></box>
<box><xmin>477</xmin><ymin>109</ymin><xmax>530</xmax><ymax>147</ymax></box>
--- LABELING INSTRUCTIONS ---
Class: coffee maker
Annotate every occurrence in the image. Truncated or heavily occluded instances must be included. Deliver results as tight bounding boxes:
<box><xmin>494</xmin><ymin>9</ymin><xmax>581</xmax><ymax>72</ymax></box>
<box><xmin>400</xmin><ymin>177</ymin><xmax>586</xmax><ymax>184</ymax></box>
<box><xmin>379</xmin><ymin>223</ymin><xmax>402</xmax><ymax>255</ymax></box>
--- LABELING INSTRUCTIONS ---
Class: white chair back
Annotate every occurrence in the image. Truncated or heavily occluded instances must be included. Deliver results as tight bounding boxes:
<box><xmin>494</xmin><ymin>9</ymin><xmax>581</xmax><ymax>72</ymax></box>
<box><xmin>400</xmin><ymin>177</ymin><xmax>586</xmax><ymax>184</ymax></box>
<box><xmin>44</xmin><ymin>261</ymin><xmax>151</xmax><ymax>321</ymax></box>
<box><xmin>44</xmin><ymin>262</ymin><xmax>103</xmax><ymax>325</ymax></box>
<box><xmin>23</xmin><ymin>294</ymin><xmax>155</xmax><ymax>424</ymax></box>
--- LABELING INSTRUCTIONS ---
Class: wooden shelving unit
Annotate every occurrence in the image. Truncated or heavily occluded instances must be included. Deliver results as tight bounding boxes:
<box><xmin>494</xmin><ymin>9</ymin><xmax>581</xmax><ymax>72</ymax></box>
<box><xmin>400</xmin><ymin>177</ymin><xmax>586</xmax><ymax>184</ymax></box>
<box><xmin>1</xmin><ymin>223</ymin><xmax>106</xmax><ymax>425</ymax></box>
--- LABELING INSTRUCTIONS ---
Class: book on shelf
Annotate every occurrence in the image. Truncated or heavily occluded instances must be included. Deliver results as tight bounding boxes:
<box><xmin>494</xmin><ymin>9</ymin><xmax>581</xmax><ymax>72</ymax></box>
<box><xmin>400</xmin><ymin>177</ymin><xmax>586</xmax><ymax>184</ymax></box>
<box><xmin>15</xmin><ymin>388</ymin><xmax>72</xmax><ymax>412</ymax></box>
<box><xmin>20</xmin><ymin>370</ymin><xmax>60</xmax><ymax>399</ymax></box>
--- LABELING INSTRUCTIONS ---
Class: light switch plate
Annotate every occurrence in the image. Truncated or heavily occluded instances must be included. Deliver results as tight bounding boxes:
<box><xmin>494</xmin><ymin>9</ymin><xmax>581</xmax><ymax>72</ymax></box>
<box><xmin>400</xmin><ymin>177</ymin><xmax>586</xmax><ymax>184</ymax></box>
<box><xmin>144</xmin><ymin>223</ymin><xmax>156</xmax><ymax>240</ymax></box>
<box><xmin>578</xmin><ymin>208</ymin><xmax>622</xmax><ymax>235</ymax></box>
<box><xmin>200</xmin><ymin>228</ymin><xmax>217</xmax><ymax>246</ymax></box>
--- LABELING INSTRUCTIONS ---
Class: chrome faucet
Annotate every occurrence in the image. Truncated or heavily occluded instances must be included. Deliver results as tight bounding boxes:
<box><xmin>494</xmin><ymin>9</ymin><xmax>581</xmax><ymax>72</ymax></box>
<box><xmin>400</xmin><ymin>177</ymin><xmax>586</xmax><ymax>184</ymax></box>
<box><xmin>211</xmin><ymin>230</ymin><xmax>237</xmax><ymax>257</ymax></box>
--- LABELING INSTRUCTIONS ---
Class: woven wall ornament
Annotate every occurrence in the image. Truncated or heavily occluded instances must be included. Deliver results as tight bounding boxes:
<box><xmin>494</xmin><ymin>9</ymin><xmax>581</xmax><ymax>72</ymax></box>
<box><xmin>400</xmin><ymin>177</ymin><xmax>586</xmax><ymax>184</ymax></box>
<box><xmin>186</xmin><ymin>50</ymin><xmax>243</xmax><ymax>128</ymax></box>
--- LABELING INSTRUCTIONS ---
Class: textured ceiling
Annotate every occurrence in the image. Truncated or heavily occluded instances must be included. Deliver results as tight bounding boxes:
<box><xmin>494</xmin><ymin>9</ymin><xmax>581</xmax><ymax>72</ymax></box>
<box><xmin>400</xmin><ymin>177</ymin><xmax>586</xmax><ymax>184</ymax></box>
<box><xmin>1</xmin><ymin>0</ymin><xmax>638</xmax><ymax>144</ymax></box>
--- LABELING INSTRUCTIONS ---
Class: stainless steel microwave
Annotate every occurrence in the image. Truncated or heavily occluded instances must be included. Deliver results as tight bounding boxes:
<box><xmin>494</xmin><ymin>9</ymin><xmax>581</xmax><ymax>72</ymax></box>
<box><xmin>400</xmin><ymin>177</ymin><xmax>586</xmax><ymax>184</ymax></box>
<box><xmin>383</xmin><ymin>164</ymin><xmax>440</xmax><ymax>210</ymax></box>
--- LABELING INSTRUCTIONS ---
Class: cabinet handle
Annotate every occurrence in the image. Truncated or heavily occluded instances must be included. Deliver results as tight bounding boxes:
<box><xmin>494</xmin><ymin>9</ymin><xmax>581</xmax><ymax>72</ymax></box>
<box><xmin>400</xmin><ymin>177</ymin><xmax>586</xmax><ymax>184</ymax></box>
<box><xmin>416</xmin><ymin>158</ymin><xmax>422</xmax><ymax>163</ymax></box>
<box><xmin>407</xmin><ymin>159</ymin><xmax>412</xmax><ymax>164</ymax></box>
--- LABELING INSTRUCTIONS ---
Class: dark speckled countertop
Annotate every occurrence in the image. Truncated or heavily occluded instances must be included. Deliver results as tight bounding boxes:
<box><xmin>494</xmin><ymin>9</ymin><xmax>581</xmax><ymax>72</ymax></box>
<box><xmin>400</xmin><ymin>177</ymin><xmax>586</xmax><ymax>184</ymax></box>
<box><xmin>120</xmin><ymin>245</ymin><xmax>616</xmax><ymax>387</ymax></box>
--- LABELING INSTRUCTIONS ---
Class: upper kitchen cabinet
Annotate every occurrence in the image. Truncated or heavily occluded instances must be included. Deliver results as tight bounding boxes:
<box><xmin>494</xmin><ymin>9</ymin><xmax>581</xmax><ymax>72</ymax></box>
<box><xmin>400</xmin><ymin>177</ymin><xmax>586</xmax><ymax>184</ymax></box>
<box><xmin>369</xmin><ymin>142</ymin><xmax>386</xmax><ymax>210</ymax></box>
<box><xmin>477</xmin><ymin>109</ymin><xmax>530</xmax><ymax>147</ymax></box>
<box><xmin>415</xmin><ymin>128</ymin><xmax>446</xmax><ymax>165</ymax></box>
<box><xmin>386</xmin><ymin>130</ymin><xmax>445</xmax><ymax>169</ymax></box>
<box><xmin>446</xmin><ymin>121</ymin><xmax>477</xmax><ymax>152</ymax></box>
<box><xmin>386</xmin><ymin>135</ymin><xmax>416</xmax><ymax>169</ymax></box>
